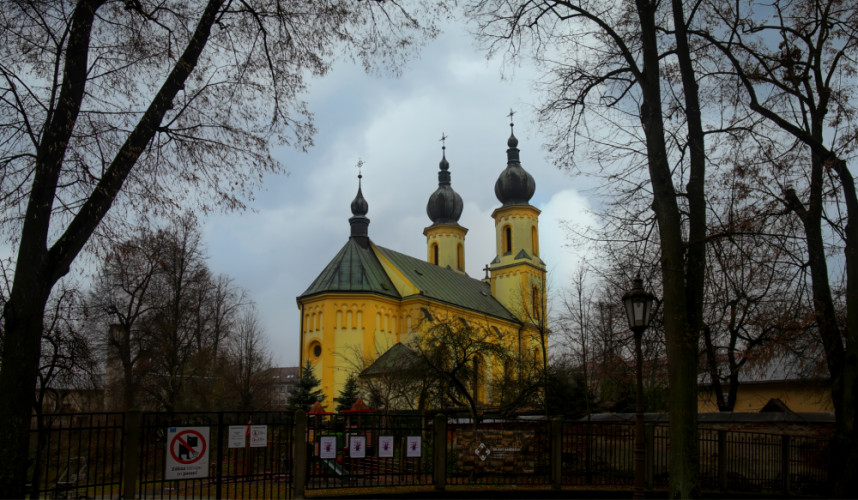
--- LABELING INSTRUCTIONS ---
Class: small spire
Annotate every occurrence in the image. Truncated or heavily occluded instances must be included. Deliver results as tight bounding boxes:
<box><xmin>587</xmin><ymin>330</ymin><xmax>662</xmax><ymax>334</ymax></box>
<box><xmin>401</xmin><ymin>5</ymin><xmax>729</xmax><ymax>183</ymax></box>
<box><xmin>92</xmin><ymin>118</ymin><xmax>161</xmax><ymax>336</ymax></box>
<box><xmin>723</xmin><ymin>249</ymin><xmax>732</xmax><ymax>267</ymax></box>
<box><xmin>350</xmin><ymin>159</ymin><xmax>368</xmax><ymax>217</ymax></box>
<box><xmin>507</xmin><ymin>108</ymin><xmax>519</xmax><ymax>149</ymax></box>
<box><xmin>439</xmin><ymin>132</ymin><xmax>449</xmax><ymax>171</ymax></box>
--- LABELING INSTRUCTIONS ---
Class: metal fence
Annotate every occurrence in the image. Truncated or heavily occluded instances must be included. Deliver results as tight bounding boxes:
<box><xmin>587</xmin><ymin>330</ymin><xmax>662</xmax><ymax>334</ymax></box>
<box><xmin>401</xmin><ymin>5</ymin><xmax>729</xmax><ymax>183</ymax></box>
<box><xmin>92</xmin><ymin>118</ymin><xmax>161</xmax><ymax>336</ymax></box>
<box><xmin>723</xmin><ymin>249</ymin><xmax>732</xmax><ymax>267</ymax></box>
<box><xmin>136</xmin><ymin>411</ymin><xmax>294</xmax><ymax>499</ymax></box>
<box><xmin>28</xmin><ymin>410</ymin><xmax>293</xmax><ymax>499</ymax></box>
<box><xmin>28</xmin><ymin>410</ymin><xmax>830</xmax><ymax>498</ymax></box>
<box><xmin>561</xmin><ymin>421</ymin><xmax>636</xmax><ymax>487</ymax></box>
<box><xmin>28</xmin><ymin>412</ymin><xmax>125</xmax><ymax>499</ymax></box>
<box><xmin>305</xmin><ymin>412</ymin><xmax>433</xmax><ymax>489</ymax></box>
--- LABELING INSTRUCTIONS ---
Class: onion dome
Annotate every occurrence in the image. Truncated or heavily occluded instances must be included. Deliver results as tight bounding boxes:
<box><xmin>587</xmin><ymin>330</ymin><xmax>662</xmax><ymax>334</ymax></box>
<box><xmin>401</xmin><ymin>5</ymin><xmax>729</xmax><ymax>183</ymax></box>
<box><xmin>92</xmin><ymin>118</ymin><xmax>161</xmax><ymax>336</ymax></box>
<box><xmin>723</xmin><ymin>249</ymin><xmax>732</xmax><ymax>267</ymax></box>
<box><xmin>351</xmin><ymin>173</ymin><xmax>368</xmax><ymax>216</ymax></box>
<box><xmin>495</xmin><ymin>120</ymin><xmax>535</xmax><ymax>206</ymax></box>
<box><xmin>426</xmin><ymin>145</ymin><xmax>464</xmax><ymax>224</ymax></box>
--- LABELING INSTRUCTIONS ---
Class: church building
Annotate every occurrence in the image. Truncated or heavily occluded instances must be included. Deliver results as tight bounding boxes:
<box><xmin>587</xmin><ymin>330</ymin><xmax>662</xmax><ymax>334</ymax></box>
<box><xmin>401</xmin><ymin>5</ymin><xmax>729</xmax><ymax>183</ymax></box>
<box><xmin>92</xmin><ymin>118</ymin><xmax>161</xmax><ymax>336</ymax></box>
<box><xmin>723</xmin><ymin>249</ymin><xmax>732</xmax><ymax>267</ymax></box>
<box><xmin>297</xmin><ymin>121</ymin><xmax>547</xmax><ymax>409</ymax></box>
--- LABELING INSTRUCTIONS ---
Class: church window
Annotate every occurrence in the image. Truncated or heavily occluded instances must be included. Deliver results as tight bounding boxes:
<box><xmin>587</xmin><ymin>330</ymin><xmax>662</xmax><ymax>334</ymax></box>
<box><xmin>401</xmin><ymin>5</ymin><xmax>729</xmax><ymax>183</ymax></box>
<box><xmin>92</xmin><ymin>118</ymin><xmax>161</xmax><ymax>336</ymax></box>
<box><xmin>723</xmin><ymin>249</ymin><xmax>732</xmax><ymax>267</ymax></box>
<box><xmin>431</xmin><ymin>242</ymin><xmax>439</xmax><ymax>265</ymax></box>
<box><xmin>532</xmin><ymin>286</ymin><xmax>540</xmax><ymax>321</ymax></box>
<box><xmin>503</xmin><ymin>225</ymin><xmax>512</xmax><ymax>254</ymax></box>
<box><xmin>531</xmin><ymin>226</ymin><xmax>539</xmax><ymax>256</ymax></box>
<box><xmin>457</xmin><ymin>243</ymin><xmax>464</xmax><ymax>271</ymax></box>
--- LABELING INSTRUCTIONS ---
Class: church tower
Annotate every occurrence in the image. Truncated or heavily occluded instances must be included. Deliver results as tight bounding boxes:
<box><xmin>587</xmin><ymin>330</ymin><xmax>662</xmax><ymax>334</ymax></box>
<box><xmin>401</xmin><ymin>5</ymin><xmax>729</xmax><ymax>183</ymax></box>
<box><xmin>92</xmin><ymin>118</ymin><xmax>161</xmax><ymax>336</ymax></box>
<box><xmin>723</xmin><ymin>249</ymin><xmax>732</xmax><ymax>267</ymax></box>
<box><xmin>489</xmin><ymin>119</ymin><xmax>546</xmax><ymax>323</ymax></box>
<box><xmin>424</xmin><ymin>138</ymin><xmax>467</xmax><ymax>273</ymax></box>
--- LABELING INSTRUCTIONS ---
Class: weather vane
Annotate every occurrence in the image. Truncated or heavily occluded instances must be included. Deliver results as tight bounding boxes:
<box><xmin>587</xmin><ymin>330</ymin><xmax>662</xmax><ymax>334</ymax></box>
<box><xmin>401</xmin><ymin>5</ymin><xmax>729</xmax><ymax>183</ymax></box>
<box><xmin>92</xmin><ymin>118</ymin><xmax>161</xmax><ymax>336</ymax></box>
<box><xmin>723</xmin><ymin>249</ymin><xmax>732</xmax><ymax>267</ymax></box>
<box><xmin>440</xmin><ymin>132</ymin><xmax>447</xmax><ymax>151</ymax></box>
<box><xmin>356</xmin><ymin>158</ymin><xmax>364</xmax><ymax>179</ymax></box>
<box><xmin>507</xmin><ymin>108</ymin><xmax>516</xmax><ymax>124</ymax></box>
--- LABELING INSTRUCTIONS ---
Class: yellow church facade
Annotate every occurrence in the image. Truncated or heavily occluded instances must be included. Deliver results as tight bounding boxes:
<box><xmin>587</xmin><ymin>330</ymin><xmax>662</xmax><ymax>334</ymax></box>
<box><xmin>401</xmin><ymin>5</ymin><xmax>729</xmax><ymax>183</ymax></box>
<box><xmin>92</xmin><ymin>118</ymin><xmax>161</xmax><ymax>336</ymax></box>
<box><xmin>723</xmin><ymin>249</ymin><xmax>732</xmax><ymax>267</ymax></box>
<box><xmin>297</xmin><ymin>123</ymin><xmax>547</xmax><ymax>410</ymax></box>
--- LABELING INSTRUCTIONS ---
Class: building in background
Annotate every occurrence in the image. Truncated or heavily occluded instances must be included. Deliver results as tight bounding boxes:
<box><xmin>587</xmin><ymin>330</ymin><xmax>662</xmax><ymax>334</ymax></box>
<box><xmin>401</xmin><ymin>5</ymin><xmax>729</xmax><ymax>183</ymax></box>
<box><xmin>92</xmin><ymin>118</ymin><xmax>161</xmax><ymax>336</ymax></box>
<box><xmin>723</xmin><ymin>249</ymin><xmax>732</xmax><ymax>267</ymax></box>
<box><xmin>259</xmin><ymin>366</ymin><xmax>300</xmax><ymax>408</ymax></box>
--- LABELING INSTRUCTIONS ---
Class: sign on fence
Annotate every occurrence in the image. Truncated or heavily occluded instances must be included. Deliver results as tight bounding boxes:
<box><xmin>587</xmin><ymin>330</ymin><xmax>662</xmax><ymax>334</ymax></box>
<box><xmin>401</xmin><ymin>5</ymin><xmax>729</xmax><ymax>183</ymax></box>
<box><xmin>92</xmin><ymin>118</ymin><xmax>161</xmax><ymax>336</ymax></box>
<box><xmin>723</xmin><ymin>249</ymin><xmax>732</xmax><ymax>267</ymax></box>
<box><xmin>165</xmin><ymin>427</ymin><xmax>210</xmax><ymax>480</ymax></box>
<box><xmin>250</xmin><ymin>424</ymin><xmax>268</xmax><ymax>447</ymax></box>
<box><xmin>227</xmin><ymin>425</ymin><xmax>245</xmax><ymax>448</ymax></box>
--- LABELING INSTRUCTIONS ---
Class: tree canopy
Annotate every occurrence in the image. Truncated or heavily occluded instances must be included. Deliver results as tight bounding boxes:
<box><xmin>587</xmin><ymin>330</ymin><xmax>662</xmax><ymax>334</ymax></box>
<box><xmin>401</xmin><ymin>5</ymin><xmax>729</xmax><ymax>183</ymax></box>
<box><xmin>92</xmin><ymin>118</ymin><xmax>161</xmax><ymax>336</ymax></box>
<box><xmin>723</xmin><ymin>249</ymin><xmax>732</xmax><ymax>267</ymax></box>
<box><xmin>0</xmin><ymin>1</ymin><xmax>443</xmax><ymax>495</ymax></box>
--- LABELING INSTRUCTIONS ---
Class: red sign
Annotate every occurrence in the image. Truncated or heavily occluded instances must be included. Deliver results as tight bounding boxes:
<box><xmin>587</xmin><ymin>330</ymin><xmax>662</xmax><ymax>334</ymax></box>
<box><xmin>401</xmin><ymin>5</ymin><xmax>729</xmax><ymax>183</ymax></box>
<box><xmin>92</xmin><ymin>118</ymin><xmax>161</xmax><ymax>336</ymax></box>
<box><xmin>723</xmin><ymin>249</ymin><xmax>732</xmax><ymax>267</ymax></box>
<box><xmin>169</xmin><ymin>429</ymin><xmax>207</xmax><ymax>465</ymax></box>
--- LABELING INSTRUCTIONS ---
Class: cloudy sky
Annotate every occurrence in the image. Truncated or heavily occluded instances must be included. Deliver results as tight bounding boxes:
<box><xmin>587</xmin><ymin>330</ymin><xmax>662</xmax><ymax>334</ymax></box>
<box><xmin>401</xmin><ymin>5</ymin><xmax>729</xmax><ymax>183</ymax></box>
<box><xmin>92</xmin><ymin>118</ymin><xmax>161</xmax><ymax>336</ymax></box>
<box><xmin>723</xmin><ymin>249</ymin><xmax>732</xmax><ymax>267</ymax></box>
<box><xmin>202</xmin><ymin>18</ymin><xmax>601</xmax><ymax>366</ymax></box>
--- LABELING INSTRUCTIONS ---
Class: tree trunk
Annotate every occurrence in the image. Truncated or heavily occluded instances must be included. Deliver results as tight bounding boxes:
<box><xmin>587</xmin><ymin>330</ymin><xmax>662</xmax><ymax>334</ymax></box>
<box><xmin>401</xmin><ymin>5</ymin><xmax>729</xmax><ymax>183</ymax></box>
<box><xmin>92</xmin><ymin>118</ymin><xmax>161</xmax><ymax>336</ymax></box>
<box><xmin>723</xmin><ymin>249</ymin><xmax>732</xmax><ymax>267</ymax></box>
<box><xmin>0</xmin><ymin>282</ymin><xmax>52</xmax><ymax>498</ymax></box>
<box><xmin>636</xmin><ymin>0</ymin><xmax>703</xmax><ymax>496</ymax></box>
<box><xmin>830</xmin><ymin>159</ymin><xmax>858</xmax><ymax>498</ymax></box>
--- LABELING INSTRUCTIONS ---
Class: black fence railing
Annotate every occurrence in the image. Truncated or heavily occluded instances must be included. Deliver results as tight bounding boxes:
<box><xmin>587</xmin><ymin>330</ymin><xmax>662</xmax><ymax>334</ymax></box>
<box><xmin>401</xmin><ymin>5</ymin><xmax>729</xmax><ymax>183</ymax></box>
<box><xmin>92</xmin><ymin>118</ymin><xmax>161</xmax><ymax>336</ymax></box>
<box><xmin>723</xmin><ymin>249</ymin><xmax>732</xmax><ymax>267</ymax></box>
<box><xmin>28</xmin><ymin>410</ymin><xmax>831</xmax><ymax>498</ymax></box>
<box><xmin>136</xmin><ymin>411</ymin><xmax>293</xmax><ymax>499</ymax></box>
<box><xmin>305</xmin><ymin>412</ymin><xmax>433</xmax><ymax>489</ymax></box>
<box><xmin>561</xmin><ymin>421</ymin><xmax>636</xmax><ymax>487</ymax></box>
<box><xmin>28</xmin><ymin>412</ymin><xmax>125</xmax><ymax>499</ymax></box>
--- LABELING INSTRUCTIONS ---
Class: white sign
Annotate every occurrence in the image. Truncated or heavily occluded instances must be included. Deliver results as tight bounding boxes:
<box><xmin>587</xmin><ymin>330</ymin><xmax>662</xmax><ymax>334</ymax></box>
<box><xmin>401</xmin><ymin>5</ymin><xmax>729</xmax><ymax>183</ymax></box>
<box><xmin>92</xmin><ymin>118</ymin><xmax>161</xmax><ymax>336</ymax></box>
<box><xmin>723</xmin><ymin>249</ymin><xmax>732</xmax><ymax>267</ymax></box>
<box><xmin>349</xmin><ymin>435</ymin><xmax>366</xmax><ymax>458</ymax></box>
<box><xmin>406</xmin><ymin>436</ymin><xmax>422</xmax><ymax>457</ymax></box>
<box><xmin>165</xmin><ymin>427</ymin><xmax>210</xmax><ymax>480</ymax></box>
<box><xmin>250</xmin><ymin>425</ymin><xmax>268</xmax><ymax>448</ymax></box>
<box><xmin>319</xmin><ymin>436</ymin><xmax>337</xmax><ymax>459</ymax></box>
<box><xmin>227</xmin><ymin>426</ymin><xmax>245</xmax><ymax>449</ymax></box>
<box><xmin>378</xmin><ymin>436</ymin><xmax>394</xmax><ymax>458</ymax></box>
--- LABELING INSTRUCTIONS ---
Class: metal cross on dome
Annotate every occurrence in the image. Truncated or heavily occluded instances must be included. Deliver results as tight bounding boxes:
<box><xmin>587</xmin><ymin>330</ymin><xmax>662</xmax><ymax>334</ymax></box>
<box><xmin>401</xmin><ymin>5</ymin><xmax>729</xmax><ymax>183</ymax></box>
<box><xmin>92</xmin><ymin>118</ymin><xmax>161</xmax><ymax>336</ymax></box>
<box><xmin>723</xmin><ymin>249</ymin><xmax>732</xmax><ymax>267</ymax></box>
<box><xmin>440</xmin><ymin>132</ymin><xmax>447</xmax><ymax>151</ymax></box>
<box><xmin>356</xmin><ymin>158</ymin><xmax>364</xmax><ymax>179</ymax></box>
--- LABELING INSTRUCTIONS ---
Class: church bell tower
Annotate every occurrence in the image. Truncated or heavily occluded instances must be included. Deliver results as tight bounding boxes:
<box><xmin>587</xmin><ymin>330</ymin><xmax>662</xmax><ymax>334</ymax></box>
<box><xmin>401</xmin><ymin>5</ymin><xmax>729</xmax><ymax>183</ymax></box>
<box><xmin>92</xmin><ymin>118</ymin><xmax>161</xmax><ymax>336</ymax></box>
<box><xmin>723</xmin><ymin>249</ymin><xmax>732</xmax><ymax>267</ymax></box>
<box><xmin>489</xmin><ymin>118</ymin><xmax>546</xmax><ymax>323</ymax></box>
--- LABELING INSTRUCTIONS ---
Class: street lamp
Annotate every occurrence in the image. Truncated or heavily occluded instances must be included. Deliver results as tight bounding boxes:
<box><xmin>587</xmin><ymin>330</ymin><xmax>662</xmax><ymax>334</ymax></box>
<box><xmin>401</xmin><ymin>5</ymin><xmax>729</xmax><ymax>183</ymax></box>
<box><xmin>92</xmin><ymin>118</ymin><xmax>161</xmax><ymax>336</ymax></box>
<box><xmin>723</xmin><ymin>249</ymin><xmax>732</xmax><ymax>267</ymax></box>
<box><xmin>622</xmin><ymin>276</ymin><xmax>655</xmax><ymax>500</ymax></box>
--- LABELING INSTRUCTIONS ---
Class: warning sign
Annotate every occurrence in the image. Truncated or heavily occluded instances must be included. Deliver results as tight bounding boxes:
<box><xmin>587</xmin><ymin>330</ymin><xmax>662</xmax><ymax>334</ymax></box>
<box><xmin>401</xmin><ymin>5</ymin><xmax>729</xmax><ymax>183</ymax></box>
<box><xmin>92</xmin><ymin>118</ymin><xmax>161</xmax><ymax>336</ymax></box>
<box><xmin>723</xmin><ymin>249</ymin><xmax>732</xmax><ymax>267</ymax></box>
<box><xmin>250</xmin><ymin>424</ymin><xmax>268</xmax><ymax>448</ymax></box>
<box><xmin>165</xmin><ymin>427</ymin><xmax>210</xmax><ymax>480</ymax></box>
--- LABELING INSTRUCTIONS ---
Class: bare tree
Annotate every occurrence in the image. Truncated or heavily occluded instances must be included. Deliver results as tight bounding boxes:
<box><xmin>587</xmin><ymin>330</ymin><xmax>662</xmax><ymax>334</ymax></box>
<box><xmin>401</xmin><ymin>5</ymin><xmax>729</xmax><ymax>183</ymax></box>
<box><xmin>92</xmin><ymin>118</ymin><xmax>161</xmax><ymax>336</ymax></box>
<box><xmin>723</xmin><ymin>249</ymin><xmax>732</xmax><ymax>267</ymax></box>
<box><xmin>0</xmin><ymin>1</ymin><xmax>442</xmax><ymax>493</ymax></box>
<box><xmin>88</xmin><ymin>226</ymin><xmax>164</xmax><ymax>410</ymax></box>
<box><xmin>692</xmin><ymin>2</ymin><xmax>858</xmax><ymax>493</ymax></box>
<box><xmin>410</xmin><ymin>316</ymin><xmax>508</xmax><ymax>422</ymax></box>
<box><xmin>221</xmin><ymin>306</ymin><xmax>273</xmax><ymax>411</ymax></box>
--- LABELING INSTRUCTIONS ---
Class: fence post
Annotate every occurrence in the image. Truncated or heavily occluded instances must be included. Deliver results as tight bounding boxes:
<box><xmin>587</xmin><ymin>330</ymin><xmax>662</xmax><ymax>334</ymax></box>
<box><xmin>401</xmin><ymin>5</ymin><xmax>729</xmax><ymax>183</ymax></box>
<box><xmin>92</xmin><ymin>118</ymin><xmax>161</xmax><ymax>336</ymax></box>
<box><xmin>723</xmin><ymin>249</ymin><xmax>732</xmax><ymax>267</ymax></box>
<box><xmin>293</xmin><ymin>410</ymin><xmax>307</xmax><ymax>500</ymax></box>
<box><xmin>551</xmin><ymin>418</ymin><xmax>562</xmax><ymax>490</ymax></box>
<box><xmin>645</xmin><ymin>423</ymin><xmax>654</xmax><ymax>489</ymax></box>
<box><xmin>215</xmin><ymin>412</ymin><xmax>224</xmax><ymax>500</ymax></box>
<box><xmin>781</xmin><ymin>434</ymin><xmax>791</xmax><ymax>495</ymax></box>
<box><xmin>585</xmin><ymin>419</ymin><xmax>592</xmax><ymax>484</ymax></box>
<box><xmin>122</xmin><ymin>409</ymin><xmax>141</xmax><ymax>500</ymax></box>
<box><xmin>433</xmin><ymin>413</ymin><xmax>447</xmax><ymax>492</ymax></box>
<box><xmin>718</xmin><ymin>430</ymin><xmax>727</xmax><ymax>492</ymax></box>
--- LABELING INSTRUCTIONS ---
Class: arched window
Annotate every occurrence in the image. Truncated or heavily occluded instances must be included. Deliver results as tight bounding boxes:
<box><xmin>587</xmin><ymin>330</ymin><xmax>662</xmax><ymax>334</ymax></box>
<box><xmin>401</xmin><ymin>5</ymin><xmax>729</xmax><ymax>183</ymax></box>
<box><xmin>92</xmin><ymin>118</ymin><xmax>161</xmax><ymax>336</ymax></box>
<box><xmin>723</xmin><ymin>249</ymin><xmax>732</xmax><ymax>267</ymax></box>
<box><xmin>532</xmin><ymin>286</ymin><xmax>540</xmax><ymax>321</ymax></box>
<box><xmin>531</xmin><ymin>226</ymin><xmax>539</xmax><ymax>256</ymax></box>
<box><xmin>457</xmin><ymin>243</ymin><xmax>464</xmax><ymax>271</ymax></box>
<box><xmin>503</xmin><ymin>225</ymin><xmax>512</xmax><ymax>254</ymax></box>
<box><xmin>431</xmin><ymin>242</ymin><xmax>439</xmax><ymax>265</ymax></box>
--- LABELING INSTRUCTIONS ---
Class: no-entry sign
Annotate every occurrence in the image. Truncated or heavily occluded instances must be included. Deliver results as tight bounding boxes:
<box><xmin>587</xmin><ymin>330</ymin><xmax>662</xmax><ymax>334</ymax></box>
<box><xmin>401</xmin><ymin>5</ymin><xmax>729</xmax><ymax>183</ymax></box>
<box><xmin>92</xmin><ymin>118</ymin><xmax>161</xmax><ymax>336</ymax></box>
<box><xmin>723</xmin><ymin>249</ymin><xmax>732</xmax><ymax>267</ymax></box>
<box><xmin>165</xmin><ymin>427</ymin><xmax>210</xmax><ymax>480</ymax></box>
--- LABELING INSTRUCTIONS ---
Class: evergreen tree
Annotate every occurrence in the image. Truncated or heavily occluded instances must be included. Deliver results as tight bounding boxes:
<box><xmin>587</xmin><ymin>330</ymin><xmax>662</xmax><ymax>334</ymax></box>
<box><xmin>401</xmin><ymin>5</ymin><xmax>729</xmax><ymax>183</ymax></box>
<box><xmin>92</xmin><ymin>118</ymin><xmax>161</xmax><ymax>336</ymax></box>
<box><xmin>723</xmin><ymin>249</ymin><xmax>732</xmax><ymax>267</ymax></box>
<box><xmin>285</xmin><ymin>361</ymin><xmax>324</xmax><ymax>413</ymax></box>
<box><xmin>335</xmin><ymin>375</ymin><xmax>361</xmax><ymax>412</ymax></box>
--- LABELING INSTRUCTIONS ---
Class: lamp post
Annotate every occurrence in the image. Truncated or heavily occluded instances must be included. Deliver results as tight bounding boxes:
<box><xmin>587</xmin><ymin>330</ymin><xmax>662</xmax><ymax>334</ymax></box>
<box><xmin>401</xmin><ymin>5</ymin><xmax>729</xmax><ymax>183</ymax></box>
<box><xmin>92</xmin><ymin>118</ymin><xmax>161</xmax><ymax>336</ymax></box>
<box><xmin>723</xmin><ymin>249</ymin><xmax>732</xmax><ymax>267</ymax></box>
<box><xmin>622</xmin><ymin>276</ymin><xmax>655</xmax><ymax>500</ymax></box>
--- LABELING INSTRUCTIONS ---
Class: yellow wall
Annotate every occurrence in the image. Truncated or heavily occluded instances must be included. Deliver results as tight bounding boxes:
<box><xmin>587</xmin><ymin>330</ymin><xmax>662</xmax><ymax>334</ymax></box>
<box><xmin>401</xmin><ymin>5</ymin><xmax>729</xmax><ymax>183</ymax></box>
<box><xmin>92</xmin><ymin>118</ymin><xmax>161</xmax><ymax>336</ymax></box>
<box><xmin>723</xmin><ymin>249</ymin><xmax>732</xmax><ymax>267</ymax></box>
<box><xmin>697</xmin><ymin>382</ymin><xmax>833</xmax><ymax>413</ymax></box>
<box><xmin>299</xmin><ymin>290</ymin><xmax>543</xmax><ymax>410</ymax></box>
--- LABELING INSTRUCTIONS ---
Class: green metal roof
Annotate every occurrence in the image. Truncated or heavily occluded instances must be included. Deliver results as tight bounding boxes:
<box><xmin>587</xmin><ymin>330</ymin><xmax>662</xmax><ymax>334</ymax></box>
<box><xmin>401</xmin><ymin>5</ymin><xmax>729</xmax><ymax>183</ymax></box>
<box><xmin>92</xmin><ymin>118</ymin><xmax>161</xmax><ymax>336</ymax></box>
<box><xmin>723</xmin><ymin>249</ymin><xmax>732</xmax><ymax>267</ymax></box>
<box><xmin>299</xmin><ymin>238</ymin><xmax>400</xmax><ymax>299</ymax></box>
<box><xmin>373</xmin><ymin>245</ymin><xmax>518</xmax><ymax>322</ymax></box>
<box><xmin>360</xmin><ymin>343</ymin><xmax>422</xmax><ymax>377</ymax></box>
<box><xmin>299</xmin><ymin>238</ymin><xmax>519</xmax><ymax>323</ymax></box>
